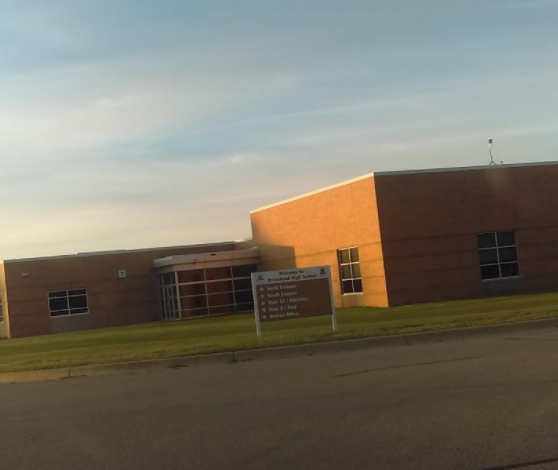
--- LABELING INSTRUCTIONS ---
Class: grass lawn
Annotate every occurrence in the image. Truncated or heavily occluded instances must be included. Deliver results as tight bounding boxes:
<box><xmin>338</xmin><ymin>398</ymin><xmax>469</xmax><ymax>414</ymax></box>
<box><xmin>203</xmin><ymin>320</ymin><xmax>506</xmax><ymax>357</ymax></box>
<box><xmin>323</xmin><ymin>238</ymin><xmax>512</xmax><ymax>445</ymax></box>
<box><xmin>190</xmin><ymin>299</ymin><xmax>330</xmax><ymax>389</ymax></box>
<box><xmin>2</xmin><ymin>291</ymin><xmax>558</xmax><ymax>373</ymax></box>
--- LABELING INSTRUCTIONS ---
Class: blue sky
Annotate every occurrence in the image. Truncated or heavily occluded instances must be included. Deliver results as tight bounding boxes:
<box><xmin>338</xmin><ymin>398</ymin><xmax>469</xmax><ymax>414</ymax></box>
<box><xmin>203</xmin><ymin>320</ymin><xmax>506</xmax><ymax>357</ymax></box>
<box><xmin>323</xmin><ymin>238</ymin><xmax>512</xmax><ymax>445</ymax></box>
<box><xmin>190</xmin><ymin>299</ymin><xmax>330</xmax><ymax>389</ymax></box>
<box><xmin>1</xmin><ymin>0</ymin><xmax>557</xmax><ymax>259</ymax></box>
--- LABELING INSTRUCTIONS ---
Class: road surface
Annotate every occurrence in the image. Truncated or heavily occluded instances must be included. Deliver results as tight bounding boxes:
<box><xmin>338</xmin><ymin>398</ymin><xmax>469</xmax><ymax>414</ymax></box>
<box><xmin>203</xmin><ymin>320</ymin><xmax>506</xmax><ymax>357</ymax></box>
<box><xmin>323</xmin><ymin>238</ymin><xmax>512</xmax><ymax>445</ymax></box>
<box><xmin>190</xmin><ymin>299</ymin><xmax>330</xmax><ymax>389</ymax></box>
<box><xmin>2</xmin><ymin>327</ymin><xmax>558</xmax><ymax>470</ymax></box>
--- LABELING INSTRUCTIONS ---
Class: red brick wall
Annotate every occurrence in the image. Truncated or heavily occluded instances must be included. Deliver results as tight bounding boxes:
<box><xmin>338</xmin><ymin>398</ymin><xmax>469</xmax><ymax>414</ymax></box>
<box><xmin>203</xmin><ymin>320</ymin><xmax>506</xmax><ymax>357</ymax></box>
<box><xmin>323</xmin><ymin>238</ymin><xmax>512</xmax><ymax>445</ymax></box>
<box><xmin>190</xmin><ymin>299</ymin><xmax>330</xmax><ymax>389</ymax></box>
<box><xmin>374</xmin><ymin>164</ymin><xmax>558</xmax><ymax>305</ymax></box>
<box><xmin>0</xmin><ymin>264</ymin><xmax>9</xmax><ymax>337</ymax></box>
<box><xmin>3</xmin><ymin>243</ymin><xmax>237</xmax><ymax>338</ymax></box>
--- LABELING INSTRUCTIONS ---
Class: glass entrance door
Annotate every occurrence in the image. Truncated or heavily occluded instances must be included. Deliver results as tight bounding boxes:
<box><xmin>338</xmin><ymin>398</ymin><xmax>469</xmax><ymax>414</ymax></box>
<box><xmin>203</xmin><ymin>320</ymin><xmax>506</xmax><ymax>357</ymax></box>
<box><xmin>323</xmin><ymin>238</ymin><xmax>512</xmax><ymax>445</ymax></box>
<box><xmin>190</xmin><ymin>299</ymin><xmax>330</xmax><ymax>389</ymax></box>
<box><xmin>162</xmin><ymin>285</ymin><xmax>179</xmax><ymax>320</ymax></box>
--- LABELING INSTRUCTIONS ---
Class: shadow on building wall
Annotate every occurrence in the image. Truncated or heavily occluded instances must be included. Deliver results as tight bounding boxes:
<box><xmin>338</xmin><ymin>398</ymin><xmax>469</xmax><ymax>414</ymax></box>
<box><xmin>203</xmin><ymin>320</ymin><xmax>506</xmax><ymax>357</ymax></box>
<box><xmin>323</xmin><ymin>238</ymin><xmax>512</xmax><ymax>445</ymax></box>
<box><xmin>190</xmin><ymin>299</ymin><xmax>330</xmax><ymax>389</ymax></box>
<box><xmin>255</xmin><ymin>244</ymin><xmax>297</xmax><ymax>272</ymax></box>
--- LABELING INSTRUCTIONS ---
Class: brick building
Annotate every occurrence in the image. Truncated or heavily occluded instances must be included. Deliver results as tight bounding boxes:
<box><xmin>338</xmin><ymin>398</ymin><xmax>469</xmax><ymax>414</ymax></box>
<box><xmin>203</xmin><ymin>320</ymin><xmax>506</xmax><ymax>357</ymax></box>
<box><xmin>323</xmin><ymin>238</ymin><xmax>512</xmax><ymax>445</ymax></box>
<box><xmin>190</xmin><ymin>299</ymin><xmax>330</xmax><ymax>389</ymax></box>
<box><xmin>1</xmin><ymin>161</ymin><xmax>558</xmax><ymax>338</ymax></box>
<box><xmin>251</xmin><ymin>161</ymin><xmax>558</xmax><ymax>308</ymax></box>
<box><xmin>0</xmin><ymin>242</ymin><xmax>258</xmax><ymax>338</ymax></box>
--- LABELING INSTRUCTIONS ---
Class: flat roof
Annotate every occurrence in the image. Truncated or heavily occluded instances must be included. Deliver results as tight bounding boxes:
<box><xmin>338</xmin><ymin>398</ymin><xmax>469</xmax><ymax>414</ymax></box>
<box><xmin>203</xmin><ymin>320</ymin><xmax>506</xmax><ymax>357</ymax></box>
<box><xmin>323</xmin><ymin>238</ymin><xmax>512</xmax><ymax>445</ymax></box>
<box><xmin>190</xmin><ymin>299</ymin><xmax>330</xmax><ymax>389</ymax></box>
<box><xmin>153</xmin><ymin>247</ymin><xmax>259</xmax><ymax>269</ymax></box>
<box><xmin>374</xmin><ymin>160</ymin><xmax>558</xmax><ymax>177</ymax></box>
<box><xmin>250</xmin><ymin>172</ymin><xmax>375</xmax><ymax>214</ymax></box>
<box><xmin>250</xmin><ymin>160</ymin><xmax>558</xmax><ymax>213</ymax></box>
<box><xmin>3</xmin><ymin>240</ymin><xmax>241</xmax><ymax>264</ymax></box>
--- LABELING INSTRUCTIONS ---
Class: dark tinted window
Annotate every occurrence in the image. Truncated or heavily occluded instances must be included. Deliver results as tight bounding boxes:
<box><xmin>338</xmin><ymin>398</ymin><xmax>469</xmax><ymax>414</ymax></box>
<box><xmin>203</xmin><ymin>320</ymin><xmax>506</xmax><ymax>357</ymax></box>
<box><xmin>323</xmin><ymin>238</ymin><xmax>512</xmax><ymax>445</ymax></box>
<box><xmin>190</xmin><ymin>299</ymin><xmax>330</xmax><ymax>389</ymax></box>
<box><xmin>235</xmin><ymin>290</ymin><xmax>253</xmax><ymax>304</ymax></box>
<box><xmin>338</xmin><ymin>247</ymin><xmax>363</xmax><ymax>294</ymax></box>
<box><xmin>182</xmin><ymin>307</ymin><xmax>209</xmax><ymax>317</ymax></box>
<box><xmin>342</xmin><ymin>280</ymin><xmax>354</xmax><ymax>294</ymax></box>
<box><xmin>499</xmin><ymin>247</ymin><xmax>517</xmax><ymax>263</ymax></box>
<box><xmin>497</xmin><ymin>231</ymin><xmax>516</xmax><ymax>247</ymax></box>
<box><xmin>50</xmin><ymin>309</ymin><xmax>70</xmax><ymax>317</ymax></box>
<box><xmin>477</xmin><ymin>233</ymin><xmax>497</xmax><ymax>249</ymax></box>
<box><xmin>206</xmin><ymin>280</ymin><xmax>233</xmax><ymax>294</ymax></box>
<box><xmin>71</xmin><ymin>307</ymin><xmax>88</xmax><ymax>314</ymax></box>
<box><xmin>352</xmin><ymin>263</ymin><xmax>361</xmax><ymax>278</ymax></box>
<box><xmin>478</xmin><ymin>231</ymin><xmax>519</xmax><ymax>281</ymax></box>
<box><xmin>177</xmin><ymin>270</ymin><xmax>204</xmax><ymax>284</ymax></box>
<box><xmin>179</xmin><ymin>283</ymin><xmax>206</xmax><ymax>297</ymax></box>
<box><xmin>500</xmin><ymin>262</ymin><xmax>520</xmax><ymax>278</ymax></box>
<box><xmin>48</xmin><ymin>289</ymin><xmax>88</xmax><ymax>317</ymax></box>
<box><xmin>210</xmin><ymin>305</ymin><xmax>233</xmax><ymax>315</ymax></box>
<box><xmin>181</xmin><ymin>295</ymin><xmax>208</xmax><ymax>309</ymax></box>
<box><xmin>480</xmin><ymin>264</ymin><xmax>500</xmax><ymax>280</ymax></box>
<box><xmin>49</xmin><ymin>297</ymin><xmax>68</xmax><ymax>311</ymax></box>
<box><xmin>49</xmin><ymin>291</ymin><xmax>67</xmax><ymax>299</ymax></box>
<box><xmin>68</xmin><ymin>289</ymin><xmax>86</xmax><ymax>296</ymax></box>
<box><xmin>163</xmin><ymin>265</ymin><xmax>256</xmax><ymax>320</ymax></box>
<box><xmin>69</xmin><ymin>296</ymin><xmax>87</xmax><ymax>309</ymax></box>
<box><xmin>205</xmin><ymin>267</ymin><xmax>232</xmax><ymax>281</ymax></box>
<box><xmin>338</xmin><ymin>249</ymin><xmax>350</xmax><ymax>264</ymax></box>
<box><xmin>479</xmin><ymin>249</ymin><xmax>498</xmax><ymax>265</ymax></box>
<box><xmin>161</xmin><ymin>272</ymin><xmax>175</xmax><ymax>285</ymax></box>
<box><xmin>232</xmin><ymin>264</ymin><xmax>258</xmax><ymax>278</ymax></box>
<box><xmin>233</xmin><ymin>279</ymin><xmax>252</xmax><ymax>291</ymax></box>
<box><xmin>341</xmin><ymin>265</ymin><xmax>352</xmax><ymax>278</ymax></box>
<box><xmin>207</xmin><ymin>292</ymin><xmax>234</xmax><ymax>307</ymax></box>
<box><xmin>353</xmin><ymin>279</ymin><xmax>363</xmax><ymax>293</ymax></box>
<box><xmin>235</xmin><ymin>303</ymin><xmax>254</xmax><ymax>312</ymax></box>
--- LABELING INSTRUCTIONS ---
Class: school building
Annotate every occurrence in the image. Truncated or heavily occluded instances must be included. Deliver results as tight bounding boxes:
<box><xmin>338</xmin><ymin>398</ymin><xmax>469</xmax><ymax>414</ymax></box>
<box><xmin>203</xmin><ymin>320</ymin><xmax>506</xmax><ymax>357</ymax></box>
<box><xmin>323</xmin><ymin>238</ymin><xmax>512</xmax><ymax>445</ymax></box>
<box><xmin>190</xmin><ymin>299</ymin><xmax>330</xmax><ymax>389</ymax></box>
<box><xmin>2</xmin><ymin>161</ymin><xmax>558</xmax><ymax>338</ymax></box>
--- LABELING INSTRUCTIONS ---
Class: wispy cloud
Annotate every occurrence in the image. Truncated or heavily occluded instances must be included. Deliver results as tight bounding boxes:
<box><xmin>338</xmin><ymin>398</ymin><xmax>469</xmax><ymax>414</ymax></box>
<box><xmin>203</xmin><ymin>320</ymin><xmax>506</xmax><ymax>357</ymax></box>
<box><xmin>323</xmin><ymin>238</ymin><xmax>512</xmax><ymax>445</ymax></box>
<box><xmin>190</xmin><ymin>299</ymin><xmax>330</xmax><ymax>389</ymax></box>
<box><xmin>0</xmin><ymin>0</ymin><xmax>557</xmax><ymax>259</ymax></box>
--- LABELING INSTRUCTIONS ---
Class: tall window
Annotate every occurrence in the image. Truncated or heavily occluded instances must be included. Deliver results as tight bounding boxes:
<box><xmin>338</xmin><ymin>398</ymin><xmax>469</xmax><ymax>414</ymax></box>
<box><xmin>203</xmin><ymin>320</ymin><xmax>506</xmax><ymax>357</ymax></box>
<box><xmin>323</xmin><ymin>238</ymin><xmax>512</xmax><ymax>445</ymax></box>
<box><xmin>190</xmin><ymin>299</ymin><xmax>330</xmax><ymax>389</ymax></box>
<box><xmin>48</xmin><ymin>289</ymin><xmax>89</xmax><ymax>317</ymax></box>
<box><xmin>477</xmin><ymin>231</ymin><xmax>520</xmax><ymax>280</ymax></box>
<box><xmin>338</xmin><ymin>247</ymin><xmax>363</xmax><ymax>294</ymax></box>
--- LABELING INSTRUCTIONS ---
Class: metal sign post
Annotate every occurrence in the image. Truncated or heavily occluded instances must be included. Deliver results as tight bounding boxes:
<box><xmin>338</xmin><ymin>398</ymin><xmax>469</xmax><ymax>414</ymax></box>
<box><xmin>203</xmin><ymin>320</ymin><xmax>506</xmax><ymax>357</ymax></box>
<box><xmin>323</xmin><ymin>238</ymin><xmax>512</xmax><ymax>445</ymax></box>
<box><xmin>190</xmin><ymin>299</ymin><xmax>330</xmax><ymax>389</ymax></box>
<box><xmin>252</xmin><ymin>280</ymin><xmax>262</xmax><ymax>338</ymax></box>
<box><xmin>328</xmin><ymin>272</ymin><xmax>338</xmax><ymax>332</ymax></box>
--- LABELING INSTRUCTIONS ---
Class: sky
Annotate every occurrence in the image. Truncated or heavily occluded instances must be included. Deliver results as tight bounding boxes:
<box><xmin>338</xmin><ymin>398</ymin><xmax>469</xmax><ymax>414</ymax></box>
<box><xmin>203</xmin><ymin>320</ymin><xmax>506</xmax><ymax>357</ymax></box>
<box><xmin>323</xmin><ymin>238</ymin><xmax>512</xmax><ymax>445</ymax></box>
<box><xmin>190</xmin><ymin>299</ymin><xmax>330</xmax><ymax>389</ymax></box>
<box><xmin>1</xmin><ymin>0</ymin><xmax>558</xmax><ymax>259</ymax></box>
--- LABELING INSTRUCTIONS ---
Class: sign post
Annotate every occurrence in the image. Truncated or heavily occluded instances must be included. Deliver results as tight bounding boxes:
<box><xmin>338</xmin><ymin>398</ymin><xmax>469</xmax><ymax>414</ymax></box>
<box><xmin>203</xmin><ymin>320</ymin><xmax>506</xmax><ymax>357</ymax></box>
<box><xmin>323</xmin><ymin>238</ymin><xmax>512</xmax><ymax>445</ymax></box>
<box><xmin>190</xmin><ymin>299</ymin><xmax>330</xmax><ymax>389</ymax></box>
<box><xmin>329</xmin><ymin>272</ymin><xmax>338</xmax><ymax>332</ymax></box>
<box><xmin>251</xmin><ymin>266</ymin><xmax>337</xmax><ymax>337</ymax></box>
<box><xmin>255</xmin><ymin>300</ymin><xmax>262</xmax><ymax>338</ymax></box>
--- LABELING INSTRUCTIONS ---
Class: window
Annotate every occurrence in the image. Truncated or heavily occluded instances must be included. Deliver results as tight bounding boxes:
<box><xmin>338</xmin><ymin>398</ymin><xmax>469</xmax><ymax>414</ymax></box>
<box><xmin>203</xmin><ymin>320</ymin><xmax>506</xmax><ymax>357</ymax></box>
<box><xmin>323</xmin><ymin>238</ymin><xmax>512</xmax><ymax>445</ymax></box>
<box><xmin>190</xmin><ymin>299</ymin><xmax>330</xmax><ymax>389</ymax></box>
<box><xmin>159</xmin><ymin>264</ymin><xmax>258</xmax><ymax>319</ymax></box>
<box><xmin>338</xmin><ymin>247</ymin><xmax>363</xmax><ymax>294</ymax></box>
<box><xmin>477</xmin><ymin>231</ymin><xmax>520</xmax><ymax>280</ymax></box>
<box><xmin>48</xmin><ymin>289</ymin><xmax>89</xmax><ymax>317</ymax></box>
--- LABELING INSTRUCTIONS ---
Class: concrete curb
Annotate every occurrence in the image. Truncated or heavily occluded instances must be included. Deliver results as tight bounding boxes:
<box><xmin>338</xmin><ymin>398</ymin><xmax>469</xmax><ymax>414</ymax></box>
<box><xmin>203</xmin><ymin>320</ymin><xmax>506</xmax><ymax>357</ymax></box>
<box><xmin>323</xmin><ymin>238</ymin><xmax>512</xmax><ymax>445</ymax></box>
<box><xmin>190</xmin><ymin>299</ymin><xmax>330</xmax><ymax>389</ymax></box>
<box><xmin>234</xmin><ymin>334</ymin><xmax>407</xmax><ymax>362</ymax></box>
<box><xmin>0</xmin><ymin>368</ymin><xmax>70</xmax><ymax>384</ymax></box>
<box><xmin>234</xmin><ymin>317</ymin><xmax>558</xmax><ymax>361</ymax></box>
<box><xmin>2</xmin><ymin>317</ymin><xmax>558</xmax><ymax>384</ymax></box>
<box><xmin>405</xmin><ymin>317</ymin><xmax>558</xmax><ymax>344</ymax></box>
<box><xmin>69</xmin><ymin>352</ymin><xmax>234</xmax><ymax>378</ymax></box>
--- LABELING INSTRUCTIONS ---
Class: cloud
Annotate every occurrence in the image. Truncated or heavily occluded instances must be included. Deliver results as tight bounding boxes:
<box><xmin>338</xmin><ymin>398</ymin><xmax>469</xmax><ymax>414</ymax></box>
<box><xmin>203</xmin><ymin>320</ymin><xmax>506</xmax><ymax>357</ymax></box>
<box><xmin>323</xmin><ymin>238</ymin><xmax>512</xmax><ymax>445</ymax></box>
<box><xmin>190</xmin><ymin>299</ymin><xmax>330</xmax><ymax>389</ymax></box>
<box><xmin>1</xmin><ymin>0</ymin><xmax>558</xmax><ymax>260</ymax></box>
<box><xmin>0</xmin><ymin>65</ymin><xmax>300</xmax><ymax>160</ymax></box>
<box><xmin>225</xmin><ymin>155</ymin><xmax>244</xmax><ymax>164</ymax></box>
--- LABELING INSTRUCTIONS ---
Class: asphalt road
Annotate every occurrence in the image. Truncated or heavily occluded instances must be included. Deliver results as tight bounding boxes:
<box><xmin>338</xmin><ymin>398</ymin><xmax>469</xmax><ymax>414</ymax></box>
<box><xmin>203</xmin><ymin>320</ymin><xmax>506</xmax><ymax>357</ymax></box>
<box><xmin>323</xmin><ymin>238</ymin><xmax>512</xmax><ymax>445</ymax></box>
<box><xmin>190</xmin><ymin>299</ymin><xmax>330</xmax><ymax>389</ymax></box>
<box><xmin>3</xmin><ymin>328</ymin><xmax>558</xmax><ymax>470</ymax></box>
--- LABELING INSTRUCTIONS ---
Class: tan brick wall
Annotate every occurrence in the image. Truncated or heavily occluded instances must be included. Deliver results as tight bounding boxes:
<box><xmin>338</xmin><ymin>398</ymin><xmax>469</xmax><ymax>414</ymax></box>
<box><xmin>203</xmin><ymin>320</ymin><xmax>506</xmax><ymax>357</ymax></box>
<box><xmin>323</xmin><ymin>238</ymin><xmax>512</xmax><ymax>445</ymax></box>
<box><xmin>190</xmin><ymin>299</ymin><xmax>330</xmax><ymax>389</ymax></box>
<box><xmin>3</xmin><ymin>243</ymin><xmax>237</xmax><ymax>338</ymax></box>
<box><xmin>250</xmin><ymin>176</ymin><xmax>388</xmax><ymax>307</ymax></box>
<box><xmin>374</xmin><ymin>164</ymin><xmax>558</xmax><ymax>305</ymax></box>
<box><xmin>0</xmin><ymin>264</ymin><xmax>9</xmax><ymax>337</ymax></box>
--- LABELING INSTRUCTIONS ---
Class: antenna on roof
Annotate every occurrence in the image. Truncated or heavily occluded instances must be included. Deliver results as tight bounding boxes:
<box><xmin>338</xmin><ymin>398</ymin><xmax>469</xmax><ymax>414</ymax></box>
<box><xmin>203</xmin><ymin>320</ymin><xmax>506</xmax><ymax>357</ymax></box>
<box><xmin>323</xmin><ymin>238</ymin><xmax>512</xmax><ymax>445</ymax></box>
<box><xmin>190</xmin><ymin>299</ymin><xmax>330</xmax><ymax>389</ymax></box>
<box><xmin>488</xmin><ymin>138</ymin><xmax>505</xmax><ymax>165</ymax></box>
<box><xmin>488</xmin><ymin>138</ymin><xmax>495</xmax><ymax>165</ymax></box>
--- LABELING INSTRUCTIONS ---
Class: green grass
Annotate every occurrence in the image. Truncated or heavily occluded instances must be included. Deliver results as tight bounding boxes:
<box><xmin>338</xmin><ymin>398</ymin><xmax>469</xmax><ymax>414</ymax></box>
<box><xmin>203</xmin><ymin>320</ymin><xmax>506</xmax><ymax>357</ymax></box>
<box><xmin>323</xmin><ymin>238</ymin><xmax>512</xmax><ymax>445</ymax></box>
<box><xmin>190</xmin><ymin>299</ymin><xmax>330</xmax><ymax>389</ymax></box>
<box><xmin>2</xmin><ymin>291</ymin><xmax>558</xmax><ymax>373</ymax></box>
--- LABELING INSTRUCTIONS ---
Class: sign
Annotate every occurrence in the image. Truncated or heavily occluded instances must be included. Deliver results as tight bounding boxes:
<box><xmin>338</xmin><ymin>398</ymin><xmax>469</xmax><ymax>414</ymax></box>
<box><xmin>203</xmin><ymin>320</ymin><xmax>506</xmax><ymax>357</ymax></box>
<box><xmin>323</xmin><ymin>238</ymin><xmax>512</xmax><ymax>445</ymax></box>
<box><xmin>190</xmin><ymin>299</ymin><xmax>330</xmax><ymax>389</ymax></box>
<box><xmin>251</xmin><ymin>266</ymin><xmax>337</xmax><ymax>337</ymax></box>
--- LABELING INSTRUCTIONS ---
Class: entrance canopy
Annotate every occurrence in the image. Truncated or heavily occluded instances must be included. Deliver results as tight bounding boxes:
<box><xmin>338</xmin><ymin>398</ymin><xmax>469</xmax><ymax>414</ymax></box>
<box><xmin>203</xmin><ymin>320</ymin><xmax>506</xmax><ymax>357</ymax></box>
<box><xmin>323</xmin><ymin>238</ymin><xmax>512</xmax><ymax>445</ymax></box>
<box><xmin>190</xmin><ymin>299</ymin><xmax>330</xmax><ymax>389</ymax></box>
<box><xmin>153</xmin><ymin>248</ymin><xmax>259</xmax><ymax>319</ymax></box>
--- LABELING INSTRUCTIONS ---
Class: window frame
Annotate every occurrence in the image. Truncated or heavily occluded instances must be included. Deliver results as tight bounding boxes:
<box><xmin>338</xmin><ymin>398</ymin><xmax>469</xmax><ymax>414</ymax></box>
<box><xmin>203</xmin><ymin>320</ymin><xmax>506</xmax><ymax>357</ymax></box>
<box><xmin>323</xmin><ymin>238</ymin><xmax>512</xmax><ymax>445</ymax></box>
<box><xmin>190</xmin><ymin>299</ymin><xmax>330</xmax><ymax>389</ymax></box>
<box><xmin>159</xmin><ymin>264</ymin><xmax>258</xmax><ymax>319</ymax></box>
<box><xmin>48</xmin><ymin>289</ymin><xmax>89</xmax><ymax>318</ymax></box>
<box><xmin>338</xmin><ymin>246</ymin><xmax>363</xmax><ymax>295</ymax></box>
<box><xmin>477</xmin><ymin>230</ymin><xmax>520</xmax><ymax>282</ymax></box>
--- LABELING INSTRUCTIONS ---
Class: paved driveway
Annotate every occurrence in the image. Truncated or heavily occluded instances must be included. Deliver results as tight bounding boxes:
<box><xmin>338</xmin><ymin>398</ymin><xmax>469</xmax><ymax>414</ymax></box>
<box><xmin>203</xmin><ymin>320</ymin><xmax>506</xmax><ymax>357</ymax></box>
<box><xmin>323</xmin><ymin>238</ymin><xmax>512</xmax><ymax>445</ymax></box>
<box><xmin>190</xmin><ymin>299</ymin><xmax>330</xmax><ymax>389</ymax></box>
<box><xmin>2</xmin><ymin>327</ymin><xmax>558</xmax><ymax>469</ymax></box>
